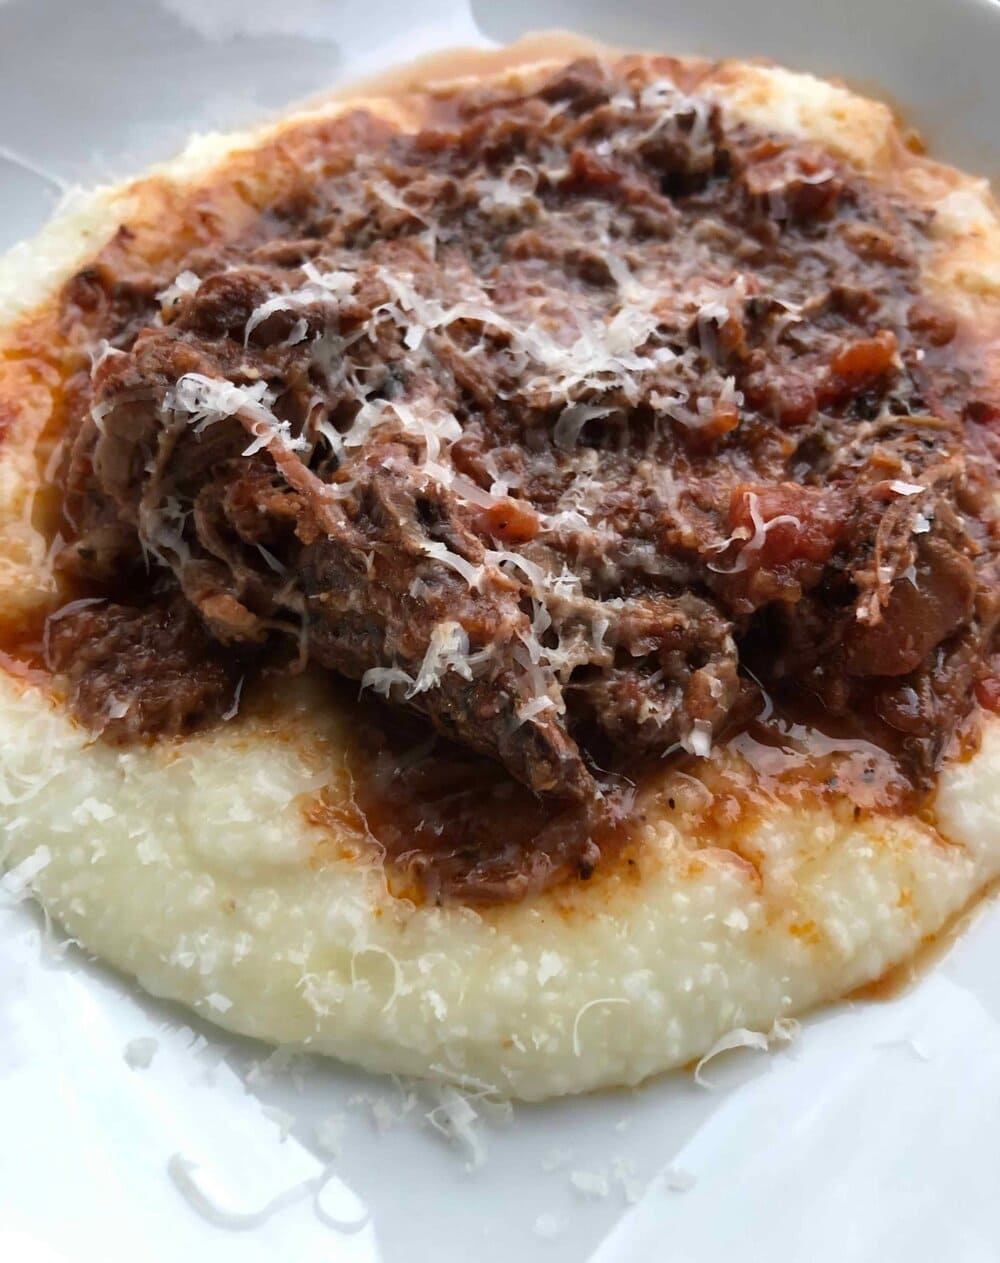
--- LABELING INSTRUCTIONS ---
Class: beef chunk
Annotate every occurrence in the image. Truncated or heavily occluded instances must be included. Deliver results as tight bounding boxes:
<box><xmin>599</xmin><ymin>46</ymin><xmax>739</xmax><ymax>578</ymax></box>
<box><xmin>47</xmin><ymin>55</ymin><xmax>1000</xmax><ymax>812</ymax></box>
<box><xmin>45</xmin><ymin>595</ymin><xmax>242</xmax><ymax>741</ymax></box>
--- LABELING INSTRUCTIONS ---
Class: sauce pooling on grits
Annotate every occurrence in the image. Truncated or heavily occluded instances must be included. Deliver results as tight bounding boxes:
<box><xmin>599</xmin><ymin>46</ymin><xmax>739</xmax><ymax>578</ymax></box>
<box><xmin>1</xmin><ymin>54</ymin><xmax>998</xmax><ymax>904</ymax></box>
<box><xmin>305</xmin><ymin>681</ymin><xmax>933</xmax><ymax>906</ymax></box>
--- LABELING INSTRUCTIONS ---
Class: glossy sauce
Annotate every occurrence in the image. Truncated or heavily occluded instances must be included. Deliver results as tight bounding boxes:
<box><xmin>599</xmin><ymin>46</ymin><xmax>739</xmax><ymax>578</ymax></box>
<box><xmin>0</xmin><ymin>46</ymin><xmax>997</xmax><ymax>908</ymax></box>
<box><xmin>303</xmin><ymin>691</ymin><xmax>626</xmax><ymax>904</ymax></box>
<box><xmin>0</xmin><ymin>295</ymin><xmax>977</xmax><ymax>906</ymax></box>
<box><xmin>297</xmin><ymin>682</ymin><xmax>936</xmax><ymax>905</ymax></box>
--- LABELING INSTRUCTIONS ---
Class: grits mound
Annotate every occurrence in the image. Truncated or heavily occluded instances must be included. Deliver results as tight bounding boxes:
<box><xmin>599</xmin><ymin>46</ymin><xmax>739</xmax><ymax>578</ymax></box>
<box><xmin>1</xmin><ymin>42</ymin><xmax>998</xmax><ymax>1100</ymax></box>
<box><xmin>1</xmin><ymin>670</ymin><xmax>998</xmax><ymax>1100</ymax></box>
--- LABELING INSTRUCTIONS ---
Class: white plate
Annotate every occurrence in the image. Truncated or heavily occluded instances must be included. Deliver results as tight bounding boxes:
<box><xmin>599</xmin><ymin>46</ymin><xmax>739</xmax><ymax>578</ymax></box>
<box><xmin>1</xmin><ymin>3</ymin><xmax>998</xmax><ymax>1260</ymax></box>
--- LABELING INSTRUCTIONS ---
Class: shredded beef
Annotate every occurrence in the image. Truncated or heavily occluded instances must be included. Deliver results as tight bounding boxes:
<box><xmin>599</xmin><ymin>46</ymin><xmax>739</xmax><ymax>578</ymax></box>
<box><xmin>45</xmin><ymin>594</ymin><xmax>241</xmax><ymax>742</ymax></box>
<box><xmin>47</xmin><ymin>56</ymin><xmax>1000</xmax><ymax>819</ymax></box>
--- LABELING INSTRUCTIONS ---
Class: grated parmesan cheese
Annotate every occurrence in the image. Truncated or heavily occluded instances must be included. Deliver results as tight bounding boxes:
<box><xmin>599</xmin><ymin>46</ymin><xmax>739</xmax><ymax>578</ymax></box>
<box><xmin>662</xmin><ymin>1165</ymin><xmax>697</xmax><ymax>1193</ymax></box>
<box><xmin>360</xmin><ymin>665</ymin><xmax>415</xmax><ymax>698</ymax></box>
<box><xmin>122</xmin><ymin>1036</ymin><xmax>159</xmax><ymax>1069</ymax></box>
<box><xmin>708</xmin><ymin>492</ymin><xmax>802</xmax><ymax>575</ymax></box>
<box><xmin>424</xmin><ymin>1082</ymin><xmax>489</xmax><ymax>1170</ymax></box>
<box><xmin>0</xmin><ymin>846</ymin><xmax>51</xmax><ymax>899</ymax></box>
<box><xmin>156</xmin><ymin>269</ymin><xmax>201</xmax><ymax>308</ymax></box>
<box><xmin>162</xmin><ymin>373</ymin><xmax>308</xmax><ymax>458</ymax></box>
<box><xmin>570</xmin><ymin>1168</ymin><xmax>610</xmax><ymax>1199</ymax></box>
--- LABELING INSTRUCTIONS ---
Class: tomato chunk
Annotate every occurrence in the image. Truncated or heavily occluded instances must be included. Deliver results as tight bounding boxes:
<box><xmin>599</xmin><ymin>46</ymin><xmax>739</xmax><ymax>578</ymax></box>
<box><xmin>829</xmin><ymin>329</ymin><xmax>898</xmax><ymax>387</ymax></box>
<box><xmin>728</xmin><ymin>483</ymin><xmax>848</xmax><ymax>568</ymax></box>
<box><xmin>478</xmin><ymin>498</ymin><xmax>540</xmax><ymax>544</ymax></box>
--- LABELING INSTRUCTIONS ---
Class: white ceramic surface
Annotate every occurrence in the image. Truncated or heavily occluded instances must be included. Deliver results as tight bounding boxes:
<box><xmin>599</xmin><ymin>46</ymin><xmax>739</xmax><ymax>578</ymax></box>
<box><xmin>1</xmin><ymin>3</ymin><xmax>998</xmax><ymax>1260</ymax></box>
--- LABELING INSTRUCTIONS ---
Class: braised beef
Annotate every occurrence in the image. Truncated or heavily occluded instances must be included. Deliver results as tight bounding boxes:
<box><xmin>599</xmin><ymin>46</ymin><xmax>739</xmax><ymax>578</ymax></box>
<box><xmin>45</xmin><ymin>594</ymin><xmax>242</xmax><ymax>741</ymax></box>
<box><xmin>45</xmin><ymin>57</ymin><xmax>1000</xmax><ymax>826</ymax></box>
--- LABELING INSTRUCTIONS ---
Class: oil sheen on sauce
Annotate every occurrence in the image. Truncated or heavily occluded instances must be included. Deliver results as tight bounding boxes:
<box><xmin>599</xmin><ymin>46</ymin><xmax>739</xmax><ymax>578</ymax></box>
<box><xmin>1</xmin><ymin>41</ymin><xmax>998</xmax><ymax>910</ymax></box>
<box><xmin>0</xmin><ymin>282</ymin><xmax>991</xmax><ymax>912</ymax></box>
<box><xmin>300</xmin><ymin>679</ymin><xmax>945</xmax><ymax>906</ymax></box>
